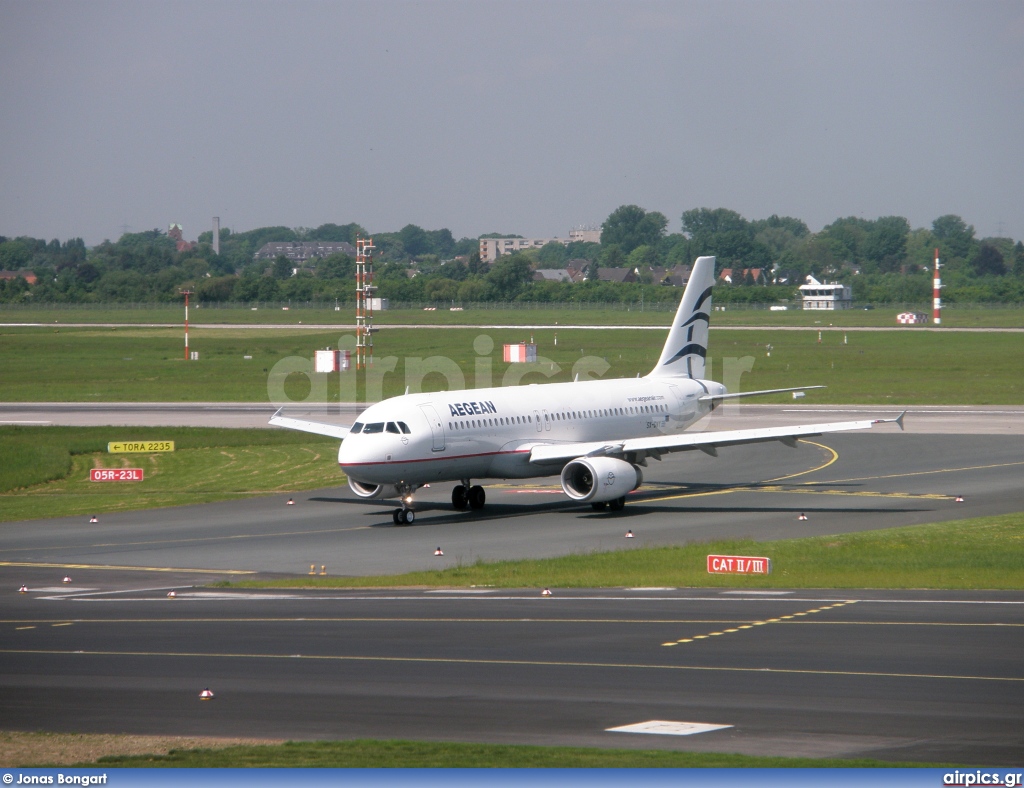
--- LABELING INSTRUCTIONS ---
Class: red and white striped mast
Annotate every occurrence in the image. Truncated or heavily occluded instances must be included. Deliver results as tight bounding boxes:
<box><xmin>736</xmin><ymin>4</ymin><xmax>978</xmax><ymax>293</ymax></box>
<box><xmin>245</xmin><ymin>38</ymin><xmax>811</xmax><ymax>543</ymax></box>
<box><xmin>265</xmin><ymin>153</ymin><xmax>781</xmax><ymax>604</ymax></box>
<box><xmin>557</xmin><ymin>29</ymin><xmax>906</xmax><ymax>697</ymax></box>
<box><xmin>932</xmin><ymin>248</ymin><xmax>942</xmax><ymax>325</ymax></box>
<box><xmin>180</xmin><ymin>289</ymin><xmax>193</xmax><ymax>360</ymax></box>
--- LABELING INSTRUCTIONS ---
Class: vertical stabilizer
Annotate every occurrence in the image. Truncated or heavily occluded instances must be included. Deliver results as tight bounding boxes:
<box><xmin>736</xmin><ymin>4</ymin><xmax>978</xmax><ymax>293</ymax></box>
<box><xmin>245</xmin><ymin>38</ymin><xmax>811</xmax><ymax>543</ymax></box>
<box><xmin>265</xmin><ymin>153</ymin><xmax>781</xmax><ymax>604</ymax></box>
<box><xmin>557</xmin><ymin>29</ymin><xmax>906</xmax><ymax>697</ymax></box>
<box><xmin>648</xmin><ymin>256</ymin><xmax>715</xmax><ymax>378</ymax></box>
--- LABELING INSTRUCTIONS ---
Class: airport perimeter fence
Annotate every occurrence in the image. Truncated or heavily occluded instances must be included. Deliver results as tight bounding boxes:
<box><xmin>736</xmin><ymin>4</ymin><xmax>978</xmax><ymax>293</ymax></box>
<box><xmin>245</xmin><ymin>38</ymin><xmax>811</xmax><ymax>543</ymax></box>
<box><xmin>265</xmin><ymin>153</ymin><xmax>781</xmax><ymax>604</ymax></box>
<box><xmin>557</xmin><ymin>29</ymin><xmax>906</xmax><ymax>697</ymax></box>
<box><xmin>4</xmin><ymin>300</ymin><xmax>1021</xmax><ymax>315</ymax></box>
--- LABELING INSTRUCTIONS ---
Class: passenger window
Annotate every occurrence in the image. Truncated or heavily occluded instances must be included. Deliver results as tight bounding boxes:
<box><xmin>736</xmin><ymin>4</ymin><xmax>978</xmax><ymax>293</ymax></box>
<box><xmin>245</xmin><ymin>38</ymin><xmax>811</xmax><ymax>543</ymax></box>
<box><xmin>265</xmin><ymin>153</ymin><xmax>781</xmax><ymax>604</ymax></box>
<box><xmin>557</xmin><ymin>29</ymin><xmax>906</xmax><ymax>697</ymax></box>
<box><xmin>386</xmin><ymin>422</ymin><xmax>400</xmax><ymax>434</ymax></box>
<box><xmin>398</xmin><ymin>421</ymin><xmax>411</xmax><ymax>434</ymax></box>
<box><xmin>351</xmin><ymin>422</ymin><xmax>364</xmax><ymax>433</ymax></box>
<box><xmin>363</xmin><ymin>422</ymin><xmax>385</xmax><ymax>433</ymax></box>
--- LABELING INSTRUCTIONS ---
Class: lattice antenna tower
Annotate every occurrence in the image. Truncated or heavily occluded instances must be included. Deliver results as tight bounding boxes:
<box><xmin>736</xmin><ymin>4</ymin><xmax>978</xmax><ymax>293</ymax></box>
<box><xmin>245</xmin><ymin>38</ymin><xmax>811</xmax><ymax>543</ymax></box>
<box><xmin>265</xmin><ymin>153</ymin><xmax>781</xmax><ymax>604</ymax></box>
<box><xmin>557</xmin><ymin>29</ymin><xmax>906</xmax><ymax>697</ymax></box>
<box><xmin>355</xmin><ymin>237</ymin><xmax>376</xmax><ymax>369</ymax></box>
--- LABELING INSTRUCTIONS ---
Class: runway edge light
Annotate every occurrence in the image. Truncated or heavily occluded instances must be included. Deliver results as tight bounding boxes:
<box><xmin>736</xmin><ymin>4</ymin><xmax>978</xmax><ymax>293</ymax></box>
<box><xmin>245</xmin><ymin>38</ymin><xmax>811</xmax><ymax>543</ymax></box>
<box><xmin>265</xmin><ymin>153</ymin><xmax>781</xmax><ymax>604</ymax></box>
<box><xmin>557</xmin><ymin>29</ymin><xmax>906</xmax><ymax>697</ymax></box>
<box><xmin>199</xmin><ymin>688</ymin><xmax>215</xmax><ymax>700</ymax></box>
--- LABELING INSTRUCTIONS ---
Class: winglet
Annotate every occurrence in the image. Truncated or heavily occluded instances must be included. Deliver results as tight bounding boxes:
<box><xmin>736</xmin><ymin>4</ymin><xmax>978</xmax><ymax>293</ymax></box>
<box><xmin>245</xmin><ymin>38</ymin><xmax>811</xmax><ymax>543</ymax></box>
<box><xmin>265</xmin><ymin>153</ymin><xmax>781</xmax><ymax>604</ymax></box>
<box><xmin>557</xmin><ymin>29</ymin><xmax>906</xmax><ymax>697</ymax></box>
<box><xmin>872</xmin><ymin>410</ymin><xmax>907</xmax><ymax>431</ymax></box>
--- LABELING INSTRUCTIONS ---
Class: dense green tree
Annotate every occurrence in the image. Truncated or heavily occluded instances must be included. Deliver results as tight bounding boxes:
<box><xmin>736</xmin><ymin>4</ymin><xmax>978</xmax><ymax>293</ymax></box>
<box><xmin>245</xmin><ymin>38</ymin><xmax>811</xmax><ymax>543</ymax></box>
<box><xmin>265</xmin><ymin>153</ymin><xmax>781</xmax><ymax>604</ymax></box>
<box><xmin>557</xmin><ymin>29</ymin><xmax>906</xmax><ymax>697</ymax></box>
<box><xmin>682</xmin><ymin>208</ymin><xmax>770</xmax><ymax>269</ymax></box>
<box><xmin>272</xmin><ymin>255</ymin><xmax>292</xmax><ymax>280</ymax></box>
<box><xmin>862</xmin><ymin>216</ymin><xmax>910</xmax><ymax>273</ymax></box>
<box><xmin>537</xmin><ymin>241</ymin><xmax>568</xmax><ymax>266</ymax></box>
<box><xmin>486</xmin><ymin>254</ymin><xmax>533</xmax><ymax>300</ymax></box>
<box><xmin>312</xmin><ymin>222</ymin><xmax>366</xmax><ymax>243</ymax></box>
<box><xmin>932</xmin><ymin>214</ymin><xmax>975</xmax><ymax>260</ymax></box>
<box><xmin>972</xmin><ymin>243</ymin><xmax>1006</xmax><ymax>276</ymax></box>
<box><xmin>601</xmin><ymin>205</ymin><xmax>668</xmax><ymax>255</ymax></box>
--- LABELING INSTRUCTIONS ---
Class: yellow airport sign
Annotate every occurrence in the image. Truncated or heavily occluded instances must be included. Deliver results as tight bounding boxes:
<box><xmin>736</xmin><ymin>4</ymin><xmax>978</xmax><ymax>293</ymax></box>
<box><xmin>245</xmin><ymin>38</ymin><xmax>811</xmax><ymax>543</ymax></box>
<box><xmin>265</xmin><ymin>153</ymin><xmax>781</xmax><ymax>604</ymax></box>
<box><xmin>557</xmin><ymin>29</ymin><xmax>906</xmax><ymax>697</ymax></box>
<box><xmin>107</xmin><ymin>441</ymin><xmax>175</xmax><ymax>453</ymax></box>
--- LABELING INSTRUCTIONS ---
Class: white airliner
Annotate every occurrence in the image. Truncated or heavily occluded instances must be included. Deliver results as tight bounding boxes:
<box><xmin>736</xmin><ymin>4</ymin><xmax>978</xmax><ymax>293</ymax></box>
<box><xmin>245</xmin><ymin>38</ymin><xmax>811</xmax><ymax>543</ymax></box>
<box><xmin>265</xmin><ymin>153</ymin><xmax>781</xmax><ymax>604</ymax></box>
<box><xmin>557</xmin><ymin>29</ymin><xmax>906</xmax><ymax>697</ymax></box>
<box><xmin>271</xmin><ymin>256</ymin><xmax>904</xmax><ymax>524</ymax></box>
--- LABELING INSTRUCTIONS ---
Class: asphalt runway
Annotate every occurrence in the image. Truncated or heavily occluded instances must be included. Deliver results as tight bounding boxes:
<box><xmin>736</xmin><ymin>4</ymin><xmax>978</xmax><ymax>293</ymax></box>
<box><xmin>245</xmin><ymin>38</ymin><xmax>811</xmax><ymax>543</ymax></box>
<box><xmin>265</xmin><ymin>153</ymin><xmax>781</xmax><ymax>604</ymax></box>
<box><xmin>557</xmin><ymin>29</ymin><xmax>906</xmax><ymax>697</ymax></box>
<box><xmin>2</xmin><ymin>433</ymin><xmax>1023</xmax><ymax>577</ymax></box>
<box><xmin>2</xmin><ymin>586</ymin><xmax>1022</xmax><ymax>763</ymax></box>
<box><xmin>2</xmin><ymin>423</ymin><xmax>1024</xmax><ymax>763</ymax></box>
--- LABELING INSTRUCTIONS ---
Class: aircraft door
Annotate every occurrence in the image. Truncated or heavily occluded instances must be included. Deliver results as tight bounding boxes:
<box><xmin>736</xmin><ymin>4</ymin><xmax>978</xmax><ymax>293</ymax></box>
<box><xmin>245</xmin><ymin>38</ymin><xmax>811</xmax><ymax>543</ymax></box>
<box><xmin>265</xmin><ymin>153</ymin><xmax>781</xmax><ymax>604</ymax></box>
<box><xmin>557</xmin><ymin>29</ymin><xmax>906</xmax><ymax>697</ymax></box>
<box><xmin>534</xmin><ymin>409</ymin><xmax>543</xmax><ymax>432</ymax></box>
<box><xmin>540</xmin><ymin>409</ymin><xmax>551</xmax><ymax>431</ymax></box>
<box><xmin>419</xmin><ymin>404</ymin><xmax>446</xmax><ymax>452</ymax></box>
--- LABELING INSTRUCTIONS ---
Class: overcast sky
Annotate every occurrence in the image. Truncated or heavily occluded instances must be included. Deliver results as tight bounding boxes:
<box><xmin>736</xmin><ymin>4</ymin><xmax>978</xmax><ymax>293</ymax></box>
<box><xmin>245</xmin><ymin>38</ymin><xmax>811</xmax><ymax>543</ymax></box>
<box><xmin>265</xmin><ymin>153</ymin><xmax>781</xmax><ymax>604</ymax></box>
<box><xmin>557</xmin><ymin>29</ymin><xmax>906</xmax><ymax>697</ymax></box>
<box><xmin>2</xmin><ymin>0</ymin><xmax>1022</xmax><ymax>247</ymax></box>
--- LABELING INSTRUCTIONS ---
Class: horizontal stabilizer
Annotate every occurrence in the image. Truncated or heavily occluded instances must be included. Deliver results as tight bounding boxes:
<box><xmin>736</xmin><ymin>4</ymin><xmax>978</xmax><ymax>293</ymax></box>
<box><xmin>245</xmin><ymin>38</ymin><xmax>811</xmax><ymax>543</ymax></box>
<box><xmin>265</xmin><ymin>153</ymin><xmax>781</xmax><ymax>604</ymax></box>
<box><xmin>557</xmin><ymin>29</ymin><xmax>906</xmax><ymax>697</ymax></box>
<box><xmin>698</xmin><ymin>385</ymin><xmax>826</xmax><ymax>402</ymax></box>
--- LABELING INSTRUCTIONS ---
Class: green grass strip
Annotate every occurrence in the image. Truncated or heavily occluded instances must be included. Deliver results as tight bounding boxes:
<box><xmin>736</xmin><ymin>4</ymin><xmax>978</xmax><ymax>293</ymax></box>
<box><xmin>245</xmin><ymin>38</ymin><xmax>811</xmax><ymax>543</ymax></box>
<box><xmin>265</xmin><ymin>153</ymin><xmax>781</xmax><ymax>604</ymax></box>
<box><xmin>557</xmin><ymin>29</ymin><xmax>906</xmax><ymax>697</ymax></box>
<box><xmin>82</xmin><ymin>738</ymin><xmax>936</xmax><ymax>768</ymax></box>
<box><xmin>227</xmin><ymin>512</ymin><xmax>1024</xmax><ymax>591</ymax></box>
<box><xmin>0</xmin><ymin>426</ymin><xmax>340</xmax><ymax>522</ymax></box>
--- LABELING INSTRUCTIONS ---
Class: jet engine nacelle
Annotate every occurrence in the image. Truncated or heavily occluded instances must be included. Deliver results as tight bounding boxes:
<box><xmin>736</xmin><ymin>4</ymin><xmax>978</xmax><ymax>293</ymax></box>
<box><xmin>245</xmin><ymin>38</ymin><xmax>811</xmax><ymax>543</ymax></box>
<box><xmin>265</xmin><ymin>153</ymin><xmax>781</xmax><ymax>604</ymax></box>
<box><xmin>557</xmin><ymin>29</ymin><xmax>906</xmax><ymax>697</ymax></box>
<box><xmin>560</xmin><ymin>457</ymin><xmax>643</xmax><ymax>503</ymax></box>
<box><xmin>348</xmin><ymin>478</ymin><xmax>399</xmax><ymax>500</ymax></box>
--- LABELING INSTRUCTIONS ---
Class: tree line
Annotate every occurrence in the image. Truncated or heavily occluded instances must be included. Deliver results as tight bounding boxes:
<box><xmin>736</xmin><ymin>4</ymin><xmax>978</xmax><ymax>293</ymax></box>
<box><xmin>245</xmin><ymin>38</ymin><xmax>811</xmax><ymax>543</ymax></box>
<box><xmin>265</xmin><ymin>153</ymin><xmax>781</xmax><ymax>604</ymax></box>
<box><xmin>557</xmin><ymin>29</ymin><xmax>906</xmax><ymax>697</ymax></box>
<box><xmin>2</xmin><ymin>207</ymin><xmax>1022</xmax><ymax>306</ymax></box>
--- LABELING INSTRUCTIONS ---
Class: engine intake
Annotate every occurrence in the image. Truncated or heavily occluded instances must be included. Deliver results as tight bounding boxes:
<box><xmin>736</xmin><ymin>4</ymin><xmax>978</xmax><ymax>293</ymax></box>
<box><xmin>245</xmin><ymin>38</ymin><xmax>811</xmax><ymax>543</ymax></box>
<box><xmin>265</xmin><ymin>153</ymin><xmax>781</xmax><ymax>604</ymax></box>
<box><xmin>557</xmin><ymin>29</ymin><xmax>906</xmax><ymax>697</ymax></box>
<box><xmin>560</xmin><ymin>457</ymin><xmax>643</xmax><ymax>503</ymax></box>
<box><xmin>348</xmin><ymin>479</ymin><xmax>399</xmax><ymax>500</ymax></box>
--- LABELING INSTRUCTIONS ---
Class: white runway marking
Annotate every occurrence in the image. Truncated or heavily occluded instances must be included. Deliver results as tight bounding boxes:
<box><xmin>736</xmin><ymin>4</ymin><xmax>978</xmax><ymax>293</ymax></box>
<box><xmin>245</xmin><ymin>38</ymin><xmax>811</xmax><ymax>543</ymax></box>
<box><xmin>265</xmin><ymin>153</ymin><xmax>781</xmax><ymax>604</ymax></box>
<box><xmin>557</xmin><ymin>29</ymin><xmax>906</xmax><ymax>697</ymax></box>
<box><xmin>606</xmin><ymin>720</ymin><xmax>733</xmax><ymax>736</ymax></box>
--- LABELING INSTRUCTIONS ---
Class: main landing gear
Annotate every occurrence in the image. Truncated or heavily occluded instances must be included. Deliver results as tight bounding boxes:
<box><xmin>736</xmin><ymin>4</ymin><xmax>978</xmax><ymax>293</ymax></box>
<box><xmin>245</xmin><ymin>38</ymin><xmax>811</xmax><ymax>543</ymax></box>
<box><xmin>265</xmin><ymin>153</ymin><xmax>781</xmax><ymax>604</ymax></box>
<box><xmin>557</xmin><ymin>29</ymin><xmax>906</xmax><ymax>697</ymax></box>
<box><xmin>452</xmin><ymin>480</ymin><xmax>485</xmax><ymax>511</ymax></box>
<box><xmin>591</xmin><ymin>496</ymin><xmax>626</xmax><ymax>512</ymax></box>
<box><xmin>392</xmin><ymin>507</ymin><xmax>415</xmax><ymax>525</ymax></box>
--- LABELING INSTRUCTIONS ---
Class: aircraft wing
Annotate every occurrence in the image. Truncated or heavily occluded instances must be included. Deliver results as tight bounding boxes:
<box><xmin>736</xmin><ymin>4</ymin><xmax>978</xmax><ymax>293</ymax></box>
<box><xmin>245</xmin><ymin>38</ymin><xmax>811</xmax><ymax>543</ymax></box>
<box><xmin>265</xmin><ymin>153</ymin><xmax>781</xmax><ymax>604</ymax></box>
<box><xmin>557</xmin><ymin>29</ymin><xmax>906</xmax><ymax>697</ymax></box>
<box><xmin>269</xmin><ymin>409</ymin><xmax>351</xmax><ymax>440</ymax></box>
<box><xmin>528</xmin><ymin>412</ymin><xmax>905</xmax><ymax>465</ymax></box>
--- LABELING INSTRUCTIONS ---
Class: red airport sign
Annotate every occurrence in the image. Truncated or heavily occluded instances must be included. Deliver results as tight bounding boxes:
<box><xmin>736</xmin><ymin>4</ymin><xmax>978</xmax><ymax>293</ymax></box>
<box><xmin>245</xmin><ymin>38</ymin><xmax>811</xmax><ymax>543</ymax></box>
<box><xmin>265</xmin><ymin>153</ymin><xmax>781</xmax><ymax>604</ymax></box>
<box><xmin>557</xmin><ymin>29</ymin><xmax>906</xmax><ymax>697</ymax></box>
<box><xmin>90</xmin><ymin>468</ymin><xmax>144</xmax><ymax>482</ymax></box>
<box><xmin>707</xmin><ymin>554</ymin><xmax>772</xmax><ymax>575</ymax></box>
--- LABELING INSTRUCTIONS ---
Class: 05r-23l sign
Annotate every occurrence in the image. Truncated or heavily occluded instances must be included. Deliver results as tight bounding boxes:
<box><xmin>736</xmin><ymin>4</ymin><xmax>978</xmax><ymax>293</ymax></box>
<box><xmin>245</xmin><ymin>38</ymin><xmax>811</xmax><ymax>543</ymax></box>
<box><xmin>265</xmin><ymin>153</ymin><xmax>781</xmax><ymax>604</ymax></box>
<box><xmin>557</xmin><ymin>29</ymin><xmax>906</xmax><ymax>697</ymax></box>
<box><xmin>107</xmin><ymin>441</ymin><xmax>174</xmax><ymax>453</ymax></box>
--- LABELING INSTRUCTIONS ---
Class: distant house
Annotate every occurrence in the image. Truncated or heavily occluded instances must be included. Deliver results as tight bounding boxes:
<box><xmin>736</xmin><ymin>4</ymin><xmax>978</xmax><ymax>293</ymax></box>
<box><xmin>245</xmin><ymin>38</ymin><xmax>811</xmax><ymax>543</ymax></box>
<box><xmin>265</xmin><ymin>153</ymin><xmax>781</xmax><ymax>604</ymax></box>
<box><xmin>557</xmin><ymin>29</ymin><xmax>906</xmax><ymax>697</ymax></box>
<box><xmin>533</xmin><ymin>269</ymin><xmax>575</xmax><ymax>283</ymax></box>
<box><xmin>799</xmin><ymin>275</ymin><xmax>852</xmax><ymax>310</ymax></box>
<box><xmin>0</xmin><ymin>270</ymin><xmax>38</xmax><ymax>285</ymax></box>
<box><xmin>644</xmin><ymin>264</ymin><xmax>691</xmax><ymax>287</ymax></box>
<box><xmin>719</xmin><ymin>268</ymin><xmax>766</xmax><ymax>285</ymax></box>
<box><xmin>254</xmin><ymin>241</ymin><xmax>357</xmax><ymax>263</ymax></box>
<box><xmin>597</xmin><ymin>268</ymin><xmax>637</xmax><ymax>284</ymax></box>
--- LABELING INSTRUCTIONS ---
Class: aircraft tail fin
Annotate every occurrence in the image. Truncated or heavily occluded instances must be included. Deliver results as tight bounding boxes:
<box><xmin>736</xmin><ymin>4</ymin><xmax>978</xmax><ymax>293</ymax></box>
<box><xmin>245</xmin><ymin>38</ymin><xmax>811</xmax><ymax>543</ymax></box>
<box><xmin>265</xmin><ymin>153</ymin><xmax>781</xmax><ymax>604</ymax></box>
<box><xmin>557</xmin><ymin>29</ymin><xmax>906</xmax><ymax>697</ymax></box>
<box><xmin>648</xmin><ymin>256</ymin><xmax>716</xmax><ymax>379</ymax></box>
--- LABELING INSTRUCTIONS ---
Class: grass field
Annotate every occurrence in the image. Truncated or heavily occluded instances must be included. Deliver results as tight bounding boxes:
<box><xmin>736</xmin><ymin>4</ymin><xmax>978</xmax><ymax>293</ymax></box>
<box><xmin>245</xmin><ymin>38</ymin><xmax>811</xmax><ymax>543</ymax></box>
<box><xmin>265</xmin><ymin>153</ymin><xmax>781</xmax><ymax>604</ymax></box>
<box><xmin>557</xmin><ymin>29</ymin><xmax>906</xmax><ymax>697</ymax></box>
<box><xmin>70</xmin><ymin>738</ymin><xmax>931</xmax><ymax>768</ymax></box>
<box><xmin>0</xmin><ymin>426</ymin><xmax>339</xmax><ymax>522</ymax></box>
<box><xmin>2</xmin><ymin>302</ymin><xmax>1023</xmax><ymax>327</ymax></box>
<box><xmin>227</xmin><ymin>512</ymin><xmax>1024</xmax><ymax>591</ymax></box>
<box><xmin>2</xmin><ymin>324</ymin><xmax>1022</xmax><ymax>403</ymax></box>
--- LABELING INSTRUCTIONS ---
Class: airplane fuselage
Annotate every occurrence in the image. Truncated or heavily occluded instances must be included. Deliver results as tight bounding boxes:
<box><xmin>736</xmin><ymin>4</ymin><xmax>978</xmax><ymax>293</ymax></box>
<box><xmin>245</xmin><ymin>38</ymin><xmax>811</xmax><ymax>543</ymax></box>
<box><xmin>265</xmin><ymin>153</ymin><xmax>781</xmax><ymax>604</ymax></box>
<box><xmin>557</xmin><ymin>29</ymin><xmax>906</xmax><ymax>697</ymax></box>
<box><xmin>340</xmin><ymin>375</ymin><xmax>726</xmax><ymax>487</ymax></box>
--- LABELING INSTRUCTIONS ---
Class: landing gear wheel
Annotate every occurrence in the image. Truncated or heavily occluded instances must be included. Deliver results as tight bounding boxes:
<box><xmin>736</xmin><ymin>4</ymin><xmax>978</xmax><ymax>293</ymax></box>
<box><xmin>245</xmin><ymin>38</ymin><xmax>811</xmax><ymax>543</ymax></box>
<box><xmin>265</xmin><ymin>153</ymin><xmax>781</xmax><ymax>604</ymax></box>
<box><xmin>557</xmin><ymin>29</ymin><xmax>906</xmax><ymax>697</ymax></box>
<box><xmin>591</xmin><ymin>501</ymin><xmax>608</xmax><ymax>511</ymax></box>
<box><xmin>608</xmin><ymin>496</ymin><xmax>626</xmax><ymax>511</ymax></box>
<box><xmin>392</xmin><ymin>508</ymin><xmax>403</xmax><ymax>524</ymax></box>
<box><xmin>468</xmin><ymin>485</ymin><xmax>486</xmax><ymax>510</ymax></box>
<box><xmin>452</xmin><ymin>485</ymin><xmax>468</xmax><ymax>511</ymax></box>
<box><xmin>403</xmin><ymin>509</ymin><xmax>415</xmax><ymax>525</ymax></box>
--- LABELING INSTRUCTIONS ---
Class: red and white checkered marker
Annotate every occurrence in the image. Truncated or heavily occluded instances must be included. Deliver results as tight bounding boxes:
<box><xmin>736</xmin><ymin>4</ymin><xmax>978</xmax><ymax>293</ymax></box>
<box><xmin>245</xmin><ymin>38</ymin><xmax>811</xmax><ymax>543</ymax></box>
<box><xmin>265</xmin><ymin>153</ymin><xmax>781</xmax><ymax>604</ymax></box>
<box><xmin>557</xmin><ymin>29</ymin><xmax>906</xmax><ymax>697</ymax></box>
<box><xmin>434</xmin><ymin>547</ymin><xmax>443</xmax><ymax>556</ymax></box>
<box><xmin>798</xmin><ymin>513</ymin><xmax>808</xmax><ymax>521</ymax></box>
<box><xmin>19</xmin><ymin>584</ymin><xmax>28</xmax><ymax>594</ymax></box>
<box><xmin>62</xmin><ymin>576</ymin><xmax>72</xmax><ymax>584</ymax></box>
<box><xmin>541</xmin><ymin>588</ymin><xmax>552</xmax><ymax>596</ymax></box>
<box><xmin>199</xmin><ymin>688</ymin><xmax>214</xmax><ymax>700</ymax></box>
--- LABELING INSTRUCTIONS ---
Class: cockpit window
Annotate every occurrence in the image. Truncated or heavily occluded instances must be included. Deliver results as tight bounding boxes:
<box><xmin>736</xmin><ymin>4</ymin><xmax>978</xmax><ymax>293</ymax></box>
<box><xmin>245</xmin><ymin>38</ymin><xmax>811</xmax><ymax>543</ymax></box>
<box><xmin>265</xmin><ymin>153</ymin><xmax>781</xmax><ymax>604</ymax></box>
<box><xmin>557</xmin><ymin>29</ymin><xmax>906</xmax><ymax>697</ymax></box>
<box><xmin>397</xmin><ymin>421</ymin><xmax>411</xmax><ymax>434</ymax></box>
<box><xmin>350</xmin><ymin>422</ymin><xmax>364</xmax><ymax>433</ymax></box>
<box><xmin>386</xmin><ymin>422</ymin><xmax>400</xmax><ymax>434</ymax></box>
<box><xmin>363</xmin><ymin>422</ymin><xmax>385</xmax><ymax>434</ymax></box>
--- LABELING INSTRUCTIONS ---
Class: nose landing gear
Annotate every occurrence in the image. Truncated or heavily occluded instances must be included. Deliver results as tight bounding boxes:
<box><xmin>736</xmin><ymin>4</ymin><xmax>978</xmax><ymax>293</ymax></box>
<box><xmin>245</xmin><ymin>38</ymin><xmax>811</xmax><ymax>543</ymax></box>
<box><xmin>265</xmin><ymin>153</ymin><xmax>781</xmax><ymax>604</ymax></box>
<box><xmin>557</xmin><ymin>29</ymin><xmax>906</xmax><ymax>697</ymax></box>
<box><xmin>392</xmin><ymin>485</ymin><xmax>417</xmax><ymax>525</ymax></box>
